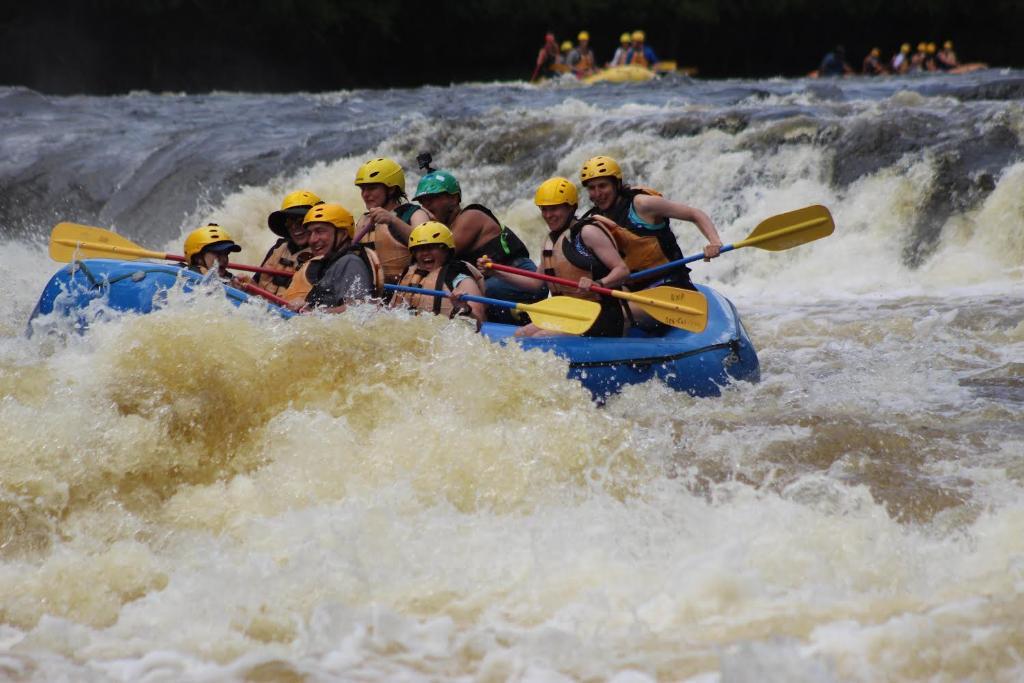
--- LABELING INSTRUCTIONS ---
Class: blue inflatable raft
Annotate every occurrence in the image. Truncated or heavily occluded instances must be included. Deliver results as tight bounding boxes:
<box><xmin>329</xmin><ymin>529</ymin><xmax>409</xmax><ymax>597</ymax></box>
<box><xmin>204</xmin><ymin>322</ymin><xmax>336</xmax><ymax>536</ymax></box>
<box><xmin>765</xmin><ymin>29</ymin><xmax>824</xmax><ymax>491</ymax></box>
<box><xmin>30</xmin><ymin>259</ymin><xmax>759</xmax><ymax>398</ymax></box>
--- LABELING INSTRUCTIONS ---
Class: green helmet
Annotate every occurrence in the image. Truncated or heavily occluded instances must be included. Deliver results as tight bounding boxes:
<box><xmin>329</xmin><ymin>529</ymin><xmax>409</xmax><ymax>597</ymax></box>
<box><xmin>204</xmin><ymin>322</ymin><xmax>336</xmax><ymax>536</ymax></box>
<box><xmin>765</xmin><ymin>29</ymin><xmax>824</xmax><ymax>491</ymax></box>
<box><xmin>413</xmin><ymin>170</ymin><xmax>461</xmax><ymax>200</ymax></box>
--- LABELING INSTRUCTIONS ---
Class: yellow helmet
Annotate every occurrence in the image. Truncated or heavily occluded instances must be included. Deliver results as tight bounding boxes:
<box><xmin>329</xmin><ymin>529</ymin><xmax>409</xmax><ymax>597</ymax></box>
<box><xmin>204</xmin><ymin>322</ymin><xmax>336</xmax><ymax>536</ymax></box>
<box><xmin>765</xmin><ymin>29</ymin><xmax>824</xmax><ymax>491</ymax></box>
<box><xmin>580</xmin><ymin>155</ymin><xmax>623</xmax><ymax>183</ymax></box>
<box><xmin>561</xmin><ymin>40</ymin><xmax>573</xmax><ymax>52</ymax></box>
<box><xmin>184</xmin><ymin>224</ymin><xmax>241</xmax><ymax>262</ymax></box>
<box><xmin>408</xmin><ymin>221</ymin><xmax>455</xmax><ymax>250</ymax></box>
<box><xmin>917</xmin><ymin>42</ymin><xmax>927</xmax><ymax>52</ymax></box>
<box><xmin>631</xmin><ymin>30</ymin><xmax>645</xmax><ymax>42</ymax></box>
<box><xmin>901</xmin><ymin>43</ymin><xmax>911</xmax><ymax>53</ymax></box>
<box><xmin>354</xmin><ymin>157</ymin><xmax>405</xmax><ymax>193</ymax></box>
<box><xmin>303</xmin><ymin>203</ymin><xmax>355</xmax><ymax>237</ymax></box>
<box><xmin>268</xmin><ymin>189</ymin><xmax>322</xmax><ymax>237</ymax></box>
<box><xmin>870</xmin><ymin>47</ymin><xmax>880</xmax><ymax>57</ymax></box>
<box><xmin>620</xmin><ymin>32</ymin><xmax>631</xmax><ymax>45</ymax></box>
<box><xmin>927</xmin><ymin>42</ymin><xmax>936</xmax><ymax>54</ymax></box>
<box><xmin>534</xmin><ymin>177</ymin><xmax>579</xmax><ymax>207</ymax></box>
<box><xmin>577</xmin><ymin>31</ymin><xmax>589</xmax><ymax>42</ymax></box>
<box><xmin>944</xmin><ymin>40</ymin><xmax>953</xmax><ymax>49</ymax></box>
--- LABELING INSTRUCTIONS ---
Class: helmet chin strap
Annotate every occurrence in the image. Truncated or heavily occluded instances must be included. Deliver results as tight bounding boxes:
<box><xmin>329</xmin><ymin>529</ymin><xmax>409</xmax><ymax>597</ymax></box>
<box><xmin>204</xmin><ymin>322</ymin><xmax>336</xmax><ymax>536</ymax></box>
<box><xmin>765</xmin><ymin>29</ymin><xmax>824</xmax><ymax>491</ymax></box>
<box><xmin>334</xmin><ymin>230</ymin><xmax>352</xmax><ymax>252</ymax></box>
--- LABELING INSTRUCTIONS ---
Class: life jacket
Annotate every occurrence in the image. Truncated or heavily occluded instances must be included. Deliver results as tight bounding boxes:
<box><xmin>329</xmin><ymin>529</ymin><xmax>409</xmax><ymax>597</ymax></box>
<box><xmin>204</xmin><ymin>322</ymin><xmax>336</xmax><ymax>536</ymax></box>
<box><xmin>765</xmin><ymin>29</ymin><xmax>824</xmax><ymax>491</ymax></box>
<box><xmin>358</xmin><ymin>203</ymin><xmax>420</xmax><ymax>284</ymax></box>
<box><xmin>392</xmin><ymin>257</ymin><xmax>486</xmax><ymax>317</ymax></box>
<box><xmin>628</xmin><ymin>47</ymin><xmax>650</xmax><ymax>68</ymax></box>
<box><xmin>574</xmin><ymin>48</ymin><xmax>595</xmax><ymax>73</ymax></box>
<box><xmin>460</xmin><ymin>204</ymin><xmax>531</xmax><ymax>265</ymax></box>
<box><xmin>539</xmin><ymin>218</ymin><xmax>617</xmax><ymax>302</ymax></box>
<box><xmin>283</xmin><ymin>244</ymin><xmax>383</xmax><ymax>305</ymax></box>
<box><xmin>582</xmin><ymin>186</ymin><xmax>684</xmax><ymax>284</ymax></box>
<box><xmin>255</xmin><ymin>238</ymin><xmax>313</xmax><ymax>294</ymax></box>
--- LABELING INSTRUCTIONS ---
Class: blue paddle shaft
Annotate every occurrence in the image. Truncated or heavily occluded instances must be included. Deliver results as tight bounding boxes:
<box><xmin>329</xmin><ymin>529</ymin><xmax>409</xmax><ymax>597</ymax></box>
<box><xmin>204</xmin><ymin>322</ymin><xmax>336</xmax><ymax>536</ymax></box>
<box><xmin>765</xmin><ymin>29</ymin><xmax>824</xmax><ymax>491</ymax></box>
<box><xmin>384</xmin><ymin>284</ymin><xmax>516</xmax><ymax>310</ymax></box>
<box><xmin>628</xmin><ymin>243</ymin><xmax>737</xmax><ymax>281</ymax></box>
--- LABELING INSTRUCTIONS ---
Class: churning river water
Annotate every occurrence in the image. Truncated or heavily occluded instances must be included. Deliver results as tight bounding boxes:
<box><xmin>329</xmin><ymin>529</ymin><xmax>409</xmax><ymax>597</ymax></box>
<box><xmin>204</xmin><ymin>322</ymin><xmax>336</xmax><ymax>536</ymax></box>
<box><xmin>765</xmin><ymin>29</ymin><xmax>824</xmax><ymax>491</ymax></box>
<box><xmin>1</xmin><ymin>70</ymin><xmax>1023</xmax><ymax>681</ymax></box>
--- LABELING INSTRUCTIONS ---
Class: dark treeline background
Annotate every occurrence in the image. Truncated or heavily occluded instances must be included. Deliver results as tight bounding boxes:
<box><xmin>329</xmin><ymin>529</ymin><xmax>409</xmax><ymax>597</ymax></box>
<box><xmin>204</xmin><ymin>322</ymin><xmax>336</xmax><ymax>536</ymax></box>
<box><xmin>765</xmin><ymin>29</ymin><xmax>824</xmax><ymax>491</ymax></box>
<box><xmin>2</xmin><ymin>0</ymin><xmax>1021</xmax><ymax>94</ymax></box>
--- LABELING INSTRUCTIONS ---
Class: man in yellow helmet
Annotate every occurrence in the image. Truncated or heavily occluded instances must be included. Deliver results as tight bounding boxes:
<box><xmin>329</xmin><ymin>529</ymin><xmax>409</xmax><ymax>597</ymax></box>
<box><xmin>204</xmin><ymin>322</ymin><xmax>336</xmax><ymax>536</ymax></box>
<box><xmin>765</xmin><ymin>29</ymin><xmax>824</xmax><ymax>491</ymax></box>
<box><xmin>255</xmin><ymin>189</ymin><xmax>320</xmax><ymax>295</ymax></box>
<box><xmin>391</xmin><ymin>222</ymin><xmax>487</xmax><ymax>329</ymax></box>
<box><xmin>610</xmin><ymin>32</ymin><xmax>631</xmax><ymax>66</ymax></box>
<box><xmin>480</xmin><ymin>177</ymin><xmax>630</xmax><ymax>338</ymax></box>
<box><xmin>626</xmin><ymin>30</ymin><xmax>657</xmax><ymax>68</ymax></box>
<box><xmin>862</xmin><ymin>47</ymin><xmax>887</xmax><ymax>75</ymax></box>
<box><xmin>183</xmin><ymin>223</ymin><xmax>242</xmax><ymax>281</ymax></box>
<box><xmin>891</xmin><ymin>43</ymin><xmax>912</xmax><ymax>74</ymax></box>
<box><xmin>910</xmin><ymin>42</ymin><xmax>928</xmax><ymax>71</ymax></box>
<box><xmin>936</xmin><ymin>40</ymin><xmax>959</xmax><ymax>71</ymax></box>
<box><xmin>282</xmin><ymin>203</ymin><xmax>380</xmax><ymax>312</ymax></box>
<box><xmin>353</xmin><ymin>158</ymin><xmax>430</xmax><ymax>287</ymax></box>
<box><xmin>559</xmin><ymin>40</ymin><xmax>573</xmax><ymax>64</ymax></box>
<box><xmin>567</xmin><ymin>31</ymin><xmax>596</xmax><ymax>77</ymax></box>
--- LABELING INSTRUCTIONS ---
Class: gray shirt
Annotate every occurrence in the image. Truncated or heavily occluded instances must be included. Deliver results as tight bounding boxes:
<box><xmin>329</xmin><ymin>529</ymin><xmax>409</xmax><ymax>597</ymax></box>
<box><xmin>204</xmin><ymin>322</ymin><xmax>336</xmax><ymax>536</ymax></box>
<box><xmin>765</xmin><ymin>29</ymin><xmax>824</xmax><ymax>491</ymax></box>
<box><xmin>308</xmin><ymin>252</ymin><xmax>372</xmax><ymax>308</ymax></box>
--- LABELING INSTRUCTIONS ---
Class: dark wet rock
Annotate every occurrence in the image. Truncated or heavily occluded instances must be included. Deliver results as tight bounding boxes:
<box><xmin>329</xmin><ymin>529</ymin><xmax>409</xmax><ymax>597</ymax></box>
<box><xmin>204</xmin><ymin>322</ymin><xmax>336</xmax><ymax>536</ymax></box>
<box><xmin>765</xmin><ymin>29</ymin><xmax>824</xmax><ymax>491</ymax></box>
<box><xmin>802</xmin><ymin>83</ymin><xmax>845</xmax><ymax>101</ymax></box>
<box><xmin>903</xmin><ymin>123</ymin><xmax>1022</xmax><ymax>268</ymax></box>
<box><xmin>655</xmin><ymin>116</ymin><xmax>706</xmax><ymax>138</ymax></box>
<box><xmin>943</xmin><ymin>75</ymin><xmax>1024</xmax><ymax>102</ymax></box>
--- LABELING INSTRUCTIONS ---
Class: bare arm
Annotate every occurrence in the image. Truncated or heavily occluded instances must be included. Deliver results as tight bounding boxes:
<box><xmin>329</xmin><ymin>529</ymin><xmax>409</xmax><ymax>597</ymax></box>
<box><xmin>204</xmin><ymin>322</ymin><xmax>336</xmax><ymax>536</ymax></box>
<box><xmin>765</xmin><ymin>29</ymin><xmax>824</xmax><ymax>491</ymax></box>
<box><xmin>451</xmin><ymin>276</ymin><xmax>487</xmax><ymax>329</ymax></box>
<box><xmin>365</xmin><ymin>205</ymin><xmax>431</xmax><ymax>244</ymax></box>
<box><xmin>451</xmin><ymin>210</ymin><xmax>488</xmax><ymax>256</ymax></box>
<box><xmin>633</xmin><ymin>194</ymin><xmax>723</xmax><ymax>259</ymax></box>
<box><xmin>579</xmin><ymin>224</ymin><xmax>629</xmax><ymax>288</ymax></box>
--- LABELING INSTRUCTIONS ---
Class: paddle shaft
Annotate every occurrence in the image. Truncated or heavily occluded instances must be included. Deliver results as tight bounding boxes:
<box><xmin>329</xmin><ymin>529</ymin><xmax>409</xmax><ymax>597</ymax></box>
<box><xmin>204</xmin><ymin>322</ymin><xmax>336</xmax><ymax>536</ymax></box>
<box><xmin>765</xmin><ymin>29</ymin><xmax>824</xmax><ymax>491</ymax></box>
<box><xmin>484</xmin><ymin>262</ymin><xmax>703</xmax><ymax>318</ymax></box>
<box><xmin>628</xmin><ymin>244</ymin><xmax>736</xmax><ymax>281</ymax></box>
<box><xmin>51</xmin><ymin>237</ymin><xmax>293</xmax><ymax>278</ymax></box>
<box><xmin>485</xmin><ymin>262</ymin><xmax>619</xmax><ymax>297</ymax></box>
<box><xmin>239</xmin><ymin>282</ymin><xmax>291</xmax><ymax>308</ymax></box>
<box><xmin>384</xmin><ymin>284</ymin><xmax>597</xmax><ymax>325</ymax></box>
<box><xmin>385</xmin><ymin>284</ymin><xmax>515</xmax><ymax>311</ymax></box>
<box><xmin>628</xmin><ymin>213</ymin><xmax>832</xmax><ymax>281</ymax></box>
<box><xmin>165</xmin><ymin>253</ymin><xmax>292</xmax><ymax>278</ymax></box>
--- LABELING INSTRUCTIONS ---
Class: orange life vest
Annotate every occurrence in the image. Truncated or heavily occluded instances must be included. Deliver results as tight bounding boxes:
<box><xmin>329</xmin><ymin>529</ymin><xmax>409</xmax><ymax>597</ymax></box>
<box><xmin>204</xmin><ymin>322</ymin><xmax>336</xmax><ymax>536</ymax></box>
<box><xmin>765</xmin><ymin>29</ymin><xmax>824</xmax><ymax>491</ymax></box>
<box><xmin>575</xmin><ymin>48</ymin><xmax>595</xmax><ymax>74</ymax></box>
<box><xmin>392</xmin><ymin>259</ymin><xmax>485</xmax><ymax>317</ymax></box>
<box><xmin>628</xmin><ymin>49</ymin><xmax>650</xmax><ymax>68</ymax></box>
<box><xmin>359</xmin><ymin>222</ymin><xmax>411</xmax><ymax>284</ymax></box>
<box><xmin>255</xmin><ymin>238</ymin><xmax>313</xmax><ymax>294</ymax></box>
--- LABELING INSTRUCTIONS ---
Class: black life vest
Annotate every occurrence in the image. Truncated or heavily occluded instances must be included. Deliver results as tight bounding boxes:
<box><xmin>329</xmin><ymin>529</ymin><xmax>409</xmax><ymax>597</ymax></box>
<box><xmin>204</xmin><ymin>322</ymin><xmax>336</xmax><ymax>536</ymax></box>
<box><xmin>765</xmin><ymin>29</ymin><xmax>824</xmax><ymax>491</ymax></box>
<box><xmin>541</xmin><ymin>217</ymin><xmax>615</xmax><ymax>299</ymax></box>
<box><xmin>303</xmin><ymin>244</ymin><xmax>383</xmax><ymax>307</ymax></box>
<box><xmin>460</xmin><ymin>204</ymin><xmax>531</xmax><ymax>265</ymax></box>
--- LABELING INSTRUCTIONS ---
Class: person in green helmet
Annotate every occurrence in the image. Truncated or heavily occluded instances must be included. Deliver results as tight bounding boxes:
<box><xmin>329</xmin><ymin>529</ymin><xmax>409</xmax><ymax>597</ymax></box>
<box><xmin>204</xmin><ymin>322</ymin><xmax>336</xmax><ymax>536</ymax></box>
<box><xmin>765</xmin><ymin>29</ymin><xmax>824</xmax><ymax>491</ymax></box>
<box><xmin>413</xmin><ymin>170</ymin><xmax>546</xmax><ymax>324</ymax></box>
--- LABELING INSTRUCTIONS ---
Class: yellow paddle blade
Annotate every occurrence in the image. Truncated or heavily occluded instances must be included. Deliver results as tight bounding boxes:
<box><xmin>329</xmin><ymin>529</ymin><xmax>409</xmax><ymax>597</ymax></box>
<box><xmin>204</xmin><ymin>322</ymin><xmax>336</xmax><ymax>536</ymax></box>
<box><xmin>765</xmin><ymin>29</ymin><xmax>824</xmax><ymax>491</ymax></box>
<box><xmin>737</xmin><ymin>205</ymin><xmax>835</xmax><ymax>252</ymax></box>
<box><xmin>518</xmin><ymin>296</ymin><xmax>601</xmax><ymax>335</ymax></box>
<box><xmin>615</xmin><ymin>286</ymin><xmax>708</xmax><ymax>332</ymax></box>
<box><xmin>49</xmin><ymin>222</ymin><xmax>163</xmax><ymax>262</ymax></box>
<box><xmin>653</xmin><ymin>60</ymin><xmax>677</xmax><ymax>73</ymax></box>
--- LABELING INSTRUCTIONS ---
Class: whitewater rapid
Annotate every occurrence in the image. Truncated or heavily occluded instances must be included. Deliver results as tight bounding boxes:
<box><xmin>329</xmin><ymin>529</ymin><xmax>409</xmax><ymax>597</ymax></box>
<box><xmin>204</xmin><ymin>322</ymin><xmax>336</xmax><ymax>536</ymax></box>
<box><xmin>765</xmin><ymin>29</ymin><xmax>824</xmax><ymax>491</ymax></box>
<box><xmin>1</xmin><ymin>70</ymin><xmax>1023</xmax><ymax>681</ymax></box>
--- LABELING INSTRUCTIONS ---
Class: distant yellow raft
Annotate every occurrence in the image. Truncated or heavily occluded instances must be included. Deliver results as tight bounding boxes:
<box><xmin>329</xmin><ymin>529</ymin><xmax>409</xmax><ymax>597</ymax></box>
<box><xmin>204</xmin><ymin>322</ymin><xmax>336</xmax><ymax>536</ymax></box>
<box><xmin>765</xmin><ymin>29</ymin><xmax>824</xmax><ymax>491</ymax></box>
<box><xmin>582</xmin><ymin>65</ymin><xmax>657</xmax><ymax>84</ymax></box>
<box><xmin>581</xmin><ymin>61</ymin><xmax>694</xmax><ymax>85</ymax></box>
